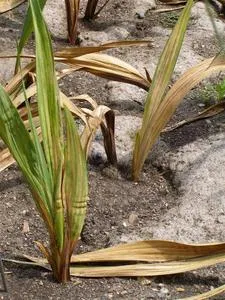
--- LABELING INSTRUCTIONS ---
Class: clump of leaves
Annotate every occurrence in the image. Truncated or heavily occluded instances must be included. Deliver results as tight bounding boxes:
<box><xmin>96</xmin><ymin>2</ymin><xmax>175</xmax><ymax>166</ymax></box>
<box><xmin>132</xmin><ymin>0</ymin><xmax>194</xmax><ymax>180</ymax></box>
<box><xmin>132</xmin><ymin>0</ymin><xmax>225</xmax><ymax>180</ymax></box>
<box><xmin>160</xmin><ymin>11</ymin><xmax>181</xmax><ymax>28</ymax></box>
<box><xmin>198</xmin><ymin>83</ymin><xmax>220</xmax><ymax>106</ymax></box>
<box><xmin>0</xmin><ymin>0</ymin><xmax>88</xmax><ymax>282</ymax></box>
<box><xmin>215</xmin><ymin>77</ymin><xmax>225</xmax><ymax>100</ymax></box>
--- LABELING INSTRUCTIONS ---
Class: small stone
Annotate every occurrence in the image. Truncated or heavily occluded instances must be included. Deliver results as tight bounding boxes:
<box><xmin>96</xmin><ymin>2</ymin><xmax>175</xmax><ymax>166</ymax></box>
<box><xmin>39</xmin><ymin>280</ymin><xmax>43</xmax><ymax>286</ymax></box>
<box><xmin>121</xmin><ymin>290</ymin><xmax>128</xmax><ymax>295</ymax></box>
<box><xmin>136</xmin><ymin>11</ymin><xmax>145</xmax><ymax>19</ymax></box>
<box><xmin>217</xmin><ymin>215</ymin><xmax>225</xmax><ymax>224</ymax></box>
<box><xmin>140</xmin><ymin>278</ymin><xmax>152</xmax><ymax>286</ymax></box>
<box><xmin>71</xmin><ymin>278</ymin><xmax>82</xmax><ymax>285</ymax></box>
<box><xmin>22</xmin><ymin>220</ymin><xmax>30</xmax><ymax>233</ymax></box>
<box><xmin>158</xmin><ymin>287</ymin><xmax>169</xmax><ymax>297</ymax></box>
<box><xmin>198</xmin><ymin>103</ymin><xmax>205</xmax><ymax>108</ymax></box>
<box><xmin>41</xmin><ymin>272</ymin><xmax>49</xmax><ymax>278</ymax></box>
<box><xmin>123</xmin><ymin>221</ymin><xmax>128</xmax><ymax>227</ymax></box>
<box><xmin>176</xmin><ymin>287</ymin><xmax>185</xmax><ymax>292</ymax></box>
<box><xmin>22</xmin><ymin>210</ymin><xmax>29</xmax><ymax>216</ymax></box>
<box><xmin>128</xmin><ymin>213</ymin><xmax>138</xmax><ymax>225</ymax></box>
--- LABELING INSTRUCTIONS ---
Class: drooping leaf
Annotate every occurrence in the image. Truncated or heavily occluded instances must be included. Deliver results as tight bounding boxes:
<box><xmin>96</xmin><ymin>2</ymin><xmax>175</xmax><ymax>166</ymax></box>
<box><xmin>163</xmin><ymin>100</ymin><xmax>225</xmax><ymax>132</ymax></box>
<box><xmin>72</xmin><ymin>94</ymin><xmax>117</xmax><ymax>163</ymax></box>
<box><xmin>55</xmin><ymin>40</ymin><xmax>151</xmax><ymax>58</ymax></box>
<box><xmin>15</xmin><ymin>240</ymin><xmax>225</xmax><ymax>278</ymax></box>
<box><xmin>143</xmin><ymin>54</ymin><xmax>225</xmax><ymax>159</ymax></box>
<box><xmin>62</xmin><ymin>53</ymin><xmax>150</xmax><ymax>90</ymax></box>
<box><xmin>69</xmin><ymin>253</ymin><xmax>225</xmax><ymax>277</ymax></box>
<box><xmin>70</xmin><ymin>240</ymin><xmax>225</xmax><ymax>263</ymax></box>
<box><xmin>0</xmin><ymin>0</ymin><xmax>26</xmax><ymax>13</ymax></box>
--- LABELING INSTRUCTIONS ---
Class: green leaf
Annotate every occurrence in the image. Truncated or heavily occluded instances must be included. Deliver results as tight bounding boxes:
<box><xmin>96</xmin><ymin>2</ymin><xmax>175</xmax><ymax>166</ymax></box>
<box><xmin>133</xmin><ymin>0</ymin><xmax>193</xmax><ymax>180</ymax></box>
<box><xmin>0</xmin><ymin>85</ymin><xmax>37</xmax><ymax>179</ymax></box>
<box><xmin>29</xmin><ymin>0</ymin><xmax>62</xmax><ymax>185</ymax></box>
<box><xmin>0</xmin><ymin>85</ymin><xmax>52</xmax><ymax>221</ymax></box>
<box><xmin>15</xmin><ymin>0</ymin><xmax>47</xmax><ymax>73</ymax></box>
<box><xmin>63</xmin><ymin>107</ymin><xmax>88</xmax><ymax>241</ymax></box>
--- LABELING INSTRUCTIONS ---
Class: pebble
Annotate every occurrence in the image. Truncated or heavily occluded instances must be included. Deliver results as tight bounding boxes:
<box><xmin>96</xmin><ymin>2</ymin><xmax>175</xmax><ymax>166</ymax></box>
<box><xmin>140</xmin><ymin>278</ymin><xmax>152</xmax><ymax>286</ymax></box>
<box><xmin>128</xmin><ymin>213</ymin><xmax>138</xmax><ymax>225</ymax></box>
<box><xmin>123</xmin><ymin>221</ymin><xmax>128</xmax><ymax>227</ymax></box>
<box><xmin>198</xmin><ymin>103</ymin><xmax>206</xmax><ymax>107</ymax></box>
<box><xmin>22</xmin><ymin>220</ymin><xmax>30</xmax><ymax>233</ymax></box>
<box><xmin>158</xmin><ymin>287</ymin><xmax>169</xmax><ymax>298</ymax></box>
<box><xmin>22</xmin><ymin>209</ymin><xmax>29</xmax><ymax>216</ymax></box>
<box><xmin>217</xmin><ymin>215</ymin><xmax>225</xmax><ymax>224</ymax></box>
<box><xmin>136</xmin><ymin>11</ymin><xmax>145</xmax><ymax>19</ymax></box>
<box><xmin>176</xmin><ymin>287</ymin><xmax>185</xmax><ymax>292</ymax></box>
<box><xmin>121</xmin><ymin>290</ymin><xmax>128</xmax><ymax>295</ymax></box>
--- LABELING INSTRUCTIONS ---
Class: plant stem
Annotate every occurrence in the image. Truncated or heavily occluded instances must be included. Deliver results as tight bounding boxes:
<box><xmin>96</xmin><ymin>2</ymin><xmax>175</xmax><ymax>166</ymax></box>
<box><xmin>64</xmin><ymin>0</ymin><xmax>80</xmax><ymax>44</ymax></box>
<box><xmin>84</xmin><ymin>0</ymin><xmax>99</xmax><ymax>19</ymax></box>
<box><xmin>50</xmin><ymin>244</ymin><xmax>72</xmax><ymax>283</ymax></box>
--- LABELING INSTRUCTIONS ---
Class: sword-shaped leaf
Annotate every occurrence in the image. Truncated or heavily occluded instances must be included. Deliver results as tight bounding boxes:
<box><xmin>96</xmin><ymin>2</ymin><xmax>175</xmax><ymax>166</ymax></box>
<box><xmin>63</xmin><ymin>107</ymin><xmax>88</xmax><ymax>242</ymax></box>
<box><xmin>30</xmin><ymin>0</ymin><xmax>62</xmax><ymax>184</ymax></box>
<box><xmin>0</xmin><ymin>85</ymin><xmax>38</xmax><ymax>183</ymax></box>
<box><xmin>15</xmin><ymin>0</ymin><xmax>47</xmax><ymax>73</ymax></box>
<box><xmin>135</xmin><ymin>54</ymin><xmax>225</xmax><ymax>175</ymax></box>
<box><xmin>0</xmin><ymin>84</ymin><xmax>53</xmax><ymax>223</ymax></box>
<box><xmin>133</xmin><ymin>0</ymin><xmax>193</xmax><ymax>180</ymax></box>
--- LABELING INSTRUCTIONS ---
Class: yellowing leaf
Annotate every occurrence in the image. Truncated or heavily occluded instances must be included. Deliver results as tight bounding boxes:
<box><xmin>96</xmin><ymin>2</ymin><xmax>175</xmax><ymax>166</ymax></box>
<box><xmin>0</xmin><ymin>0</ymin><xmax>25</xmax><ymax>13</ymax></box>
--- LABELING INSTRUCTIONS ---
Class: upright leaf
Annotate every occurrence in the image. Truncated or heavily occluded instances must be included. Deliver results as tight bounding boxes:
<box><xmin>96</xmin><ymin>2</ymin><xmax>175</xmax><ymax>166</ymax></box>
<box><xmin>29</xmin><ymin>0</ymin><xmax>62</xmax><ymax>183</ymax></box>
<box><xmin>15</xmin><ymin>0</ymin><xmax>47</xmax><ymax>73</ymax></box>
<box><xmin>63</xmin><ymin>107</ymin><xmax>88</xmax><ymax>241</ymax></box>
<box><xmin>133</xmin><ymin>0</ymin><xmax>193</xmax><ymax>180</ymax></box>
